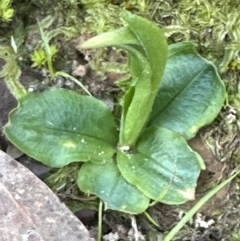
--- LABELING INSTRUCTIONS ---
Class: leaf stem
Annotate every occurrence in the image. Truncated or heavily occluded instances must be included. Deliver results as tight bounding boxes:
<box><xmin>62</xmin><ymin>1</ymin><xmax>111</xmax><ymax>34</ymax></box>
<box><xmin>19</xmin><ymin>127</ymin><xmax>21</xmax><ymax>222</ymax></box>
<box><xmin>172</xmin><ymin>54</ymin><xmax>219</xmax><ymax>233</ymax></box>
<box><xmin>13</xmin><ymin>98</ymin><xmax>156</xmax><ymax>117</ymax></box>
<box><xmin>55</xmin><ymin>71</ymin><xmax>92</xmax><ymax>96</ymax></box>
<box><xmin>98</xmin><ymin>200</ymin><xmax>103</xmax><ymax>241</ymax></box>
<box><xmin>144</xmin><ymin>211</ymin><xmax>159</xmax><ymax>227</ymax></box>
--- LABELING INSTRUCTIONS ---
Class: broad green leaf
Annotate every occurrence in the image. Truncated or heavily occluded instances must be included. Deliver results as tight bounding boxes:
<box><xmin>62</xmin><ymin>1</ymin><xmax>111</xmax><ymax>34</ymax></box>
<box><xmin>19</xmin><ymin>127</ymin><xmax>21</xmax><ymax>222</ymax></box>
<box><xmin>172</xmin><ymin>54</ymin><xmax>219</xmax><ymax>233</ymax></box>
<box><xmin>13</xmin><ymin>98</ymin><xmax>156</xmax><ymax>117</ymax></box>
<box><xmin>148</xmin><ymin>42</ymin><xmax>226</xmax><ymax>139</ymax></box>
<box><xmin>4</xmin><ymin>88</ymin><xmax>118</xmax><ymax>167</ymax></box>
<box><xmin>118</xmin><ymin>127</ymin><xmax>205</xmax><ymax>204</ymax></box>
<box><xmin>78</xmin><ymin>160</ymin><xmax>150</xmax><ymax>214</ymax></box>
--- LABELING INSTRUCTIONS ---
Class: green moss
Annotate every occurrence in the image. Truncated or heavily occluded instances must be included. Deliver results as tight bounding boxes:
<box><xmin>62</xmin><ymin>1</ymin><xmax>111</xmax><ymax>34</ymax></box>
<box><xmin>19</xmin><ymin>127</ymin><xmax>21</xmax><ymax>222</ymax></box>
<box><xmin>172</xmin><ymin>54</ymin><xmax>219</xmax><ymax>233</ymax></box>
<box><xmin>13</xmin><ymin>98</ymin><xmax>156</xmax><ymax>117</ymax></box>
<box><xmin>232</xmin><ymin>231</ymin><xmax>240</xmax><ymax>241</ymax></box>
<box><xmin>151</xmin><ymin>0</ymin><xmax>240</xmax><ymax>73</ymax></box>
<box><xmin>0</xmin><ymin>45</ymin><xmax>27</xmax><ymax>99</ymax></box>
<box><xmin>0</xmin><ymin>0</ymin><xmax>14</xmax><ymax>22</ymax></box>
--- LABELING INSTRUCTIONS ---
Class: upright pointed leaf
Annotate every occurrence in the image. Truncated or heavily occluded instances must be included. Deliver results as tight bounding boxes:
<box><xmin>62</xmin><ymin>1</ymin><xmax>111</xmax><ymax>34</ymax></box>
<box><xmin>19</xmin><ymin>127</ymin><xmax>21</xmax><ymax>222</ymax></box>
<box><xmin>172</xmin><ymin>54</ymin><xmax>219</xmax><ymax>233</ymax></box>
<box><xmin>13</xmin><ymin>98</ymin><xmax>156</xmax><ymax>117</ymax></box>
<box><xmin>122</xmin><ymin>11</ymin><xmax>167</xmax><ymax>91</ymax></box>
<box><xmin>78</xmin><ymin>160</ymin><xmax>150</xmax><ymax>214</ymax></box>
<box><xmin>118</xmin><ymin>127</ymin><xmax>205</xmax><ymax>204</ymax></box>
<box><xmin>148</xmin><ymin>42</ymin><xmax>226</xmax><ymax>139</ymax></box>
<box><xmin>119</xmin><ymin>11</ymin><xmax>167</xmax><ymax>146</ymax></box>
<box><xmin>79</xmin><ymin>11</ymin><xmax>168</xmax><ymax>146</ymax></box>
<box><xmin>119</xmin><ymin>45</ymin><xmax>153</xmax><ymax>145</ymax></box>
<box><xmin>4</xmin><ymin>89</ymin><xmax>118</xmax><ymax>167</ymax></box>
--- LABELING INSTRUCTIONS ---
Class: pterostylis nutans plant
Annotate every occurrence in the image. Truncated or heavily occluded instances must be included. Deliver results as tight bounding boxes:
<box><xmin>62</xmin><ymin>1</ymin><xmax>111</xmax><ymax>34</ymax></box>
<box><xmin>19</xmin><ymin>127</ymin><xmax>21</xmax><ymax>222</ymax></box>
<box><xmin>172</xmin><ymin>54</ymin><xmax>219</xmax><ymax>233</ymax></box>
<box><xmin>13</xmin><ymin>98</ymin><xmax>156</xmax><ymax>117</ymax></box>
<box><xmin>2</xmin><ymin>11</ymin><xmax>225</xmax><ymax>217</ymax></box>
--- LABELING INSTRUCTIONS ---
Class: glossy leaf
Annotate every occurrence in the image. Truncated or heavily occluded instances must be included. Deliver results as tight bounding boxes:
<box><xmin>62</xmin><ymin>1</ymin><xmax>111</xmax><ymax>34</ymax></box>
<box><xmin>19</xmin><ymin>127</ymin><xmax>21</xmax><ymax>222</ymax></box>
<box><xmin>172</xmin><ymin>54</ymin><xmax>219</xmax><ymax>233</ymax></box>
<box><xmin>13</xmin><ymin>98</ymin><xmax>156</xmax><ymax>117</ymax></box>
<box><xmin>148</xmin><ymin>42</ymin><xmax>226</xmax><ymax>139</ymax></box>
<box><xmin>4</xmin><ymin>88</ymin><xmax>118</xmax><ymax>167</ymax></box>
<box><xmin>78</xmin><ymin>160</ymin><xmax>150</xmax><ymax>214</ymax></box>
<box><xmin>118</xmin><ymin>127</ymin><xmax>205</xmax><ymax>204</ymax></box>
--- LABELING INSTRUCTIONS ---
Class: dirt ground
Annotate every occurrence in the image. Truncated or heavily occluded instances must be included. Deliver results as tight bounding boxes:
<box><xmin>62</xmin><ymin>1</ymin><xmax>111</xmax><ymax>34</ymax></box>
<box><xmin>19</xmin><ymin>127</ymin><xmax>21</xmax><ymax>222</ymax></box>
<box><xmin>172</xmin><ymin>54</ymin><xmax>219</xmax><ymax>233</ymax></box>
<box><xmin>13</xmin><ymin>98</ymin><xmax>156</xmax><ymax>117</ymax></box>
<box><xmin>1</xmin><ymin>1</ymin><xmax>240</xmax><ymax>240</ymax></box>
